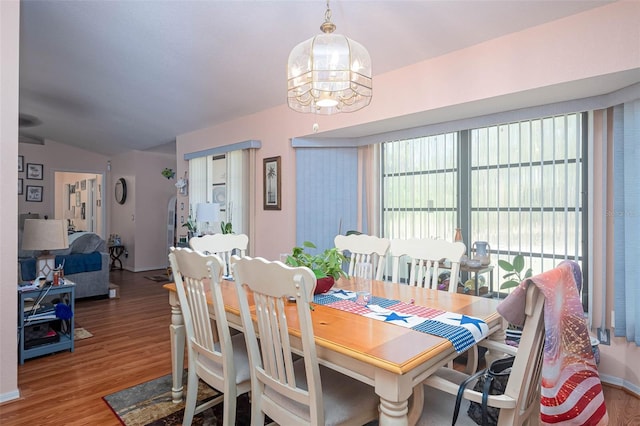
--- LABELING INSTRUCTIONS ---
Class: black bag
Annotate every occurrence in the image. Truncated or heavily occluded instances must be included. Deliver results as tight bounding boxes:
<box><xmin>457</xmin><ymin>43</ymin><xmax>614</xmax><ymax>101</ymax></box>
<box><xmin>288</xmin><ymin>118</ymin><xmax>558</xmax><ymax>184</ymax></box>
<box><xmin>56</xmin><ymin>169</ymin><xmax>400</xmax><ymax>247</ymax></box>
<box><xmin>451</xmin><ymin>355</ymin><xmax>515</xmax><ymax>426</ymax></box>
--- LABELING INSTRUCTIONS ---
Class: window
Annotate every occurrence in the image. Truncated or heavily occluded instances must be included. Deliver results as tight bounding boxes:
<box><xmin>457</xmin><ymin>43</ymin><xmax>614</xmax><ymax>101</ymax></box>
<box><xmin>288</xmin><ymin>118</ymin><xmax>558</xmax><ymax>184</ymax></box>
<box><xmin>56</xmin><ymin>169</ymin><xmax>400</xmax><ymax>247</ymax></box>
<box><xmin>189</xmin><ymin>150</ymin><xmax>249</xmax><ymax>235</ymax></box>
<box><xmin>382</xmin><ymin>113</ymin><xmax>586</xmax><ymax>304</ymax></box>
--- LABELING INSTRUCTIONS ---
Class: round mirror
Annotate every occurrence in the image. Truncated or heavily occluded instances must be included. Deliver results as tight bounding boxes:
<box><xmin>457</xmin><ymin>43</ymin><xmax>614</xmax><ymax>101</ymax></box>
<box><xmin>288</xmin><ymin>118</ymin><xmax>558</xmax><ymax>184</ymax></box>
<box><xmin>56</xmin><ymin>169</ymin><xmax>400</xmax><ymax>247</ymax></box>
<box><xmin>115</xmin><ymin>177</ymin><xmax>127</xmax><ymax>204</ymax></box>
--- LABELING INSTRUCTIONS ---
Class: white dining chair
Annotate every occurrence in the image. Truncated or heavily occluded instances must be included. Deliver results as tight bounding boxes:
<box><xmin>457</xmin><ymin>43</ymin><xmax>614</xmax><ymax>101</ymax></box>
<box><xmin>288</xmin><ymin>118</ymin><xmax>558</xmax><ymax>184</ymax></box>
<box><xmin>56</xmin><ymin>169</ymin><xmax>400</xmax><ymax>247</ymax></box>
<box><xmin>231</xmin><ymin>255</ymin><xmax>380</xmax><ymax>426</ymax></box>
<box><xmin>409</xmin><ymin>283</ymin><xmax>545</xmax><ymax>426</ymax></box>
<box><xmin>334</xmin><ymin>234</ymin><xmax>390</xmax><ymax>281</ymax></box>
<box><xmin>168</xmin><ymin>247</ymin><xmax>251</xmax><ymax>426</ymax></box>
<box><xmin>189</xmin><ymin>233</ymin><xmax>249</xmax><ymax>277</ymax></box>
<box><xmin>389</xmin><ymin>238</ymin><xmax>466</xmax><ymax>292</ymax></box>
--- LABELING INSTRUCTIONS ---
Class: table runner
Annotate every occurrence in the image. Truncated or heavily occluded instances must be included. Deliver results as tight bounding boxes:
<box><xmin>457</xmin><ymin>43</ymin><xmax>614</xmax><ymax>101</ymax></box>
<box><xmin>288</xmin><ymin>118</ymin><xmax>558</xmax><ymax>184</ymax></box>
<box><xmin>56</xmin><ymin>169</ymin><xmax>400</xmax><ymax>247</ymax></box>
<box><xmin>313</xmin><ymin>290</ymin><xmax>489</xmax><ymax>353</ymax></box>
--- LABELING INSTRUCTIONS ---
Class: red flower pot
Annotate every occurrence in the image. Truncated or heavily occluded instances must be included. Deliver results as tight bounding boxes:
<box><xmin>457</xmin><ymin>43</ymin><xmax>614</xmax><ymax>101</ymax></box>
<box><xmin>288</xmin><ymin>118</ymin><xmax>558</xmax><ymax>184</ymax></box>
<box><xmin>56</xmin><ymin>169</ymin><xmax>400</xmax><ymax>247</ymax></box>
<box><xmin>314</xmin><ymin>276</ymin><xmax>335</xmax><ymax>294</ymax></box>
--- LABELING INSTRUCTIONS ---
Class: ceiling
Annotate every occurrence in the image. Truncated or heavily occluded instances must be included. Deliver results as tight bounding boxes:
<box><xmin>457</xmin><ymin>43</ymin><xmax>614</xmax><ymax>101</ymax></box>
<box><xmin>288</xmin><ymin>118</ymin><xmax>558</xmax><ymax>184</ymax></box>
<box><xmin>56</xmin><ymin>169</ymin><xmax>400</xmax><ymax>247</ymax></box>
<box><xmin>18</xmin><ymin>0</ymin><xmax>617</xmax><ymax>156</ymax></box>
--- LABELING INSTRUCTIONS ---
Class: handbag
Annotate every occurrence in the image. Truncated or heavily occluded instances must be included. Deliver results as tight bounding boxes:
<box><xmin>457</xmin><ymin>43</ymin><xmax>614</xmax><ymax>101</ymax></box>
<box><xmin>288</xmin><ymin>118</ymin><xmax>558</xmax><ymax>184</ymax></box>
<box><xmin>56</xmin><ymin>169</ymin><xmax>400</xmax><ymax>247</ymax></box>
<box><xmin>451</xmin><ymin>355</ymin><xmax>515</xmax><ymax>426</ymax></box>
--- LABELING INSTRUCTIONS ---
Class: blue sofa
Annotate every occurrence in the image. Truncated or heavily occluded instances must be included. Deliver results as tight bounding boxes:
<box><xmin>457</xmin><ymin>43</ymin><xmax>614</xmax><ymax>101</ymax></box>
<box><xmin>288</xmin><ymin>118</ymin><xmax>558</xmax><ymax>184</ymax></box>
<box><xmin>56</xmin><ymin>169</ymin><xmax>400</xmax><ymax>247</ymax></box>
<box><xmin>19</xmin><ymin>232</ymin><xmax>110</xmax><ymax>299</ymax></box>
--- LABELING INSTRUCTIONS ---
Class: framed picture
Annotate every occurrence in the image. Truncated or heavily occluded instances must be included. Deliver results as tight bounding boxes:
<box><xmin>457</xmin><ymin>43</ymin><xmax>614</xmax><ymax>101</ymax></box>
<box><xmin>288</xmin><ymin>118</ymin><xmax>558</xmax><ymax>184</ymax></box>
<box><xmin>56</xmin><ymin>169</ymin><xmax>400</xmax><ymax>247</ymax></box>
<box><xmin>81</xmin><ymin>179</ymin><xmax>87</xmax><ymax>190</ymax></box>
<box><xmin>18</xmin><ymin>155</ymin><xmax>24</xmax><ymax>172</ymax></box>
<box><xmin>26</xmin><ymin>185</ymin><xmax>43</xmax><ymax>202</ymax></box>
<box><xmin>26</xmin><ymin>163</ymin><xmax>43</xmax><ymax>180</ymax></box>
<box><xmin>18</xmin><ymin>178</ymin><xmax>23</xmax><ymax>195</ymax></box>
<box><xmin>263</xmin><ymin>156</ymin><xmax>281</xmax><ymax>210</ymax></box>
<box><xmin>76</xmin><ymin>192</ymin><xmax>81</xmax><ymax>206</ymax></box>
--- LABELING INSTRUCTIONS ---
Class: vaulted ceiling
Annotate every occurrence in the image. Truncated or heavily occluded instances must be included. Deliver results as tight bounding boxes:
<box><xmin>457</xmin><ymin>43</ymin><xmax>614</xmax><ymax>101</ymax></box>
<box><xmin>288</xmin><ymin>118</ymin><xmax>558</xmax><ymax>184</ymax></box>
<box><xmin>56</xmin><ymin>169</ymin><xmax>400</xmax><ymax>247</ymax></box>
<box><xmin>18</xmin><ymin>0</ymin><xmax>615</xmax><ymax>156</ymax></box>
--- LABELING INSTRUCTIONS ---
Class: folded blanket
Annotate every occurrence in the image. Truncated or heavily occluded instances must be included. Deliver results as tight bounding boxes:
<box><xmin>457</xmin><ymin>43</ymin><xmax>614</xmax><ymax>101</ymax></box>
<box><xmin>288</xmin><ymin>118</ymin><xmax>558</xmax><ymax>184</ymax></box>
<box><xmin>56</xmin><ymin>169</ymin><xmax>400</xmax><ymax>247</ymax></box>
<box><xmin>497</xmin><ymin>260</ymin><xmax>608</xmax><ymax>426</ymax></box>
<box><xmin>20</xmin><ymin>252</ymin><xmax>103</xmax><ymax>281</ymax></box>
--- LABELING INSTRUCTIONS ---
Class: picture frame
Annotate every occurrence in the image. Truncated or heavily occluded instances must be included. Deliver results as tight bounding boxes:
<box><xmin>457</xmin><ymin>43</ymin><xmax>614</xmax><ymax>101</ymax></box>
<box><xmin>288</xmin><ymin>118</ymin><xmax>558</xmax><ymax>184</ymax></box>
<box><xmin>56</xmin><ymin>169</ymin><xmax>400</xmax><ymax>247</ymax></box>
<box><xmin>26</xmin><ymin>185</ymin><xmax>43</xmax><ymax>202</ymax></box>
<box><xmin>81</xmin><ymin>179</ymin><xmax>87</xmax><ymax>190</ymax></box>
<box><xmin>18</xmin><ymin>155</ymin><xmax>24</xmax><ymax>172</ymax></box>
<box><xmin>263</xmin><ymin>156</ymin><xmax>281</xmax><ymax>210</ymax></box>
<box><xmin>18</xmin><ymin>178</ymin><xmax>23</xmax><ymax>195</ymax></box>
<box><xmin>76</xmin><ymin>192</ymin><xmax>81</xmax><ymax>206</ymax></box>
<box><xmin>26</xmin><ymin>163</ymin><xmax>43</xmax><ymax>180</ymax></box>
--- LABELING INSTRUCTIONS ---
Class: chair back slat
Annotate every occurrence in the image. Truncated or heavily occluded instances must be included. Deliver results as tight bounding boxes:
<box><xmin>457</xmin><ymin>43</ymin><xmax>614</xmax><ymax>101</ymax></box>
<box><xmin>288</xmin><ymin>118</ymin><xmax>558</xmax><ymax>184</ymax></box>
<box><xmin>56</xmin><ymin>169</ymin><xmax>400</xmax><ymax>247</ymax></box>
<box><xmin>390</xmin><ymin>238</ymin><xmax>466</xmax><ymax>291</ymax></box>
<box><xmin>232</xmin><ymin>255</ymin><xmax>324</xmax><ymax>425</ymax></box>
<box><xmin>334</xmin><ymin>234</ymin><xmax>390</xmax><ymax>280</ymax></box>
<box><xmin>189</xmin><ymin>233</ymin><xmax>249</xmax><ymax>277</ymax></box>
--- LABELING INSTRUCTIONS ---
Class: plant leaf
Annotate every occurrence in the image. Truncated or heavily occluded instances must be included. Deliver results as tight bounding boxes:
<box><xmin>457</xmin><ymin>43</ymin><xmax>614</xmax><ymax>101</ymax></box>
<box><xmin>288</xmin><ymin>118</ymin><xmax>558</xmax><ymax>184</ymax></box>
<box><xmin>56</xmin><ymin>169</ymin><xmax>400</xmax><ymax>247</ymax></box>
<box><xmin>498</xmin><ymin>259</ymin><xmax>514</xmax><ymax>271</ymax></box>
<box><xmin>512</xmin><ymin>255</ymin><xmax>525</xmax><ymax>273</ymax></box>
<box><xmin>500</xmin><ymin>280</ymin><xmax>520</xmax><ymax>290</ymax></box>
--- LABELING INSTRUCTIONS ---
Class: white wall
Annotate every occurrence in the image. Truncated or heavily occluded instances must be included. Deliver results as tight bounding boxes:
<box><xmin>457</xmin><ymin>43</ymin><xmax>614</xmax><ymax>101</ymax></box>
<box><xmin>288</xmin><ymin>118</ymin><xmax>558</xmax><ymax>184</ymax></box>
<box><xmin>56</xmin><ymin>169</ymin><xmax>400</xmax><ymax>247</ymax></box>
<box><xmin>0</xmin><ymin>0</ymin><xmax>20</xmax><ymax>403</ymax></box>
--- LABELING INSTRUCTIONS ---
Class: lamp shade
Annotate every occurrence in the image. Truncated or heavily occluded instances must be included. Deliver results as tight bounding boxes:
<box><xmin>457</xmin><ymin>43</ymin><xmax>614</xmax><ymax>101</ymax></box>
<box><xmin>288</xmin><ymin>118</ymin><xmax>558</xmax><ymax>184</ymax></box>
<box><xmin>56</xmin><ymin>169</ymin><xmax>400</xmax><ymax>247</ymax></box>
<box><xmin>287</xmin><ymin>3</ymin><xmax>372</xmax><ymax>115</ymax></box>
<box><xmin>196</xmin><ymin>203</ymin><xmax>220</xmax><ymax>224</ymax></box>
<box><xmin>22</xmin><ymin>219</ymin><xmax>69</xmax><ymax>251</ymax></box>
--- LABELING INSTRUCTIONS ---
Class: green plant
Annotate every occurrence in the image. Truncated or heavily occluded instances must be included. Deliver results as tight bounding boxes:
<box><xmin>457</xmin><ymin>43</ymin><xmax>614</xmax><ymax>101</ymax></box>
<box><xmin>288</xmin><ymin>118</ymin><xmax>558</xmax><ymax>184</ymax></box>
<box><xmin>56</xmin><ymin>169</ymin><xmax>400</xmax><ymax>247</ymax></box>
<box><xmin>182</xmin><ymin>216</ymin><xmax>197</xmax><ymax>233</ymax></box>
<box><xmin>220</xmin><ymin>221</ymin><xmax>233</xmax><ymax>234</ymax></box>
<box><xmin>285</xmin><ymin>241</ymin><xmax>348</xmax><ymax>280</ymax></box>
<box><xmin>161</xmin><ymin>168</ymin><xmax>175</xmax><ymax>179</ymax></box>
<box><xmin>498</xmin><ymin>254</ymin><xmax>533</xmax><ymax>290</ymax></box>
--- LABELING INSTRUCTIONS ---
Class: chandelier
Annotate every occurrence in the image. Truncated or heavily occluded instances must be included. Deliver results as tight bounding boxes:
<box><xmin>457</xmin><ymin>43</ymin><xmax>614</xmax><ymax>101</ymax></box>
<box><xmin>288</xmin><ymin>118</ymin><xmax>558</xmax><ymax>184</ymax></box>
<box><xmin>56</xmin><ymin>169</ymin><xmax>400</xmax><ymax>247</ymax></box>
<box><xmin>287</xmin><ymin>0</ymin><xmax>372</xmax><ymax>115</ymax></box>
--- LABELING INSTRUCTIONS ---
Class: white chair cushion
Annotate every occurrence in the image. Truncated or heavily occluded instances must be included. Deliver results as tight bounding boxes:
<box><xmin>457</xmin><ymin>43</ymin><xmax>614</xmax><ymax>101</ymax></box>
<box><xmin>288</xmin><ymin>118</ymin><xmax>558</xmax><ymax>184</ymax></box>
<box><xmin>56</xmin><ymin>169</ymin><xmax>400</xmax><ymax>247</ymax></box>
<box><xmin>265</xmin><ymin>359</ymin><xmax>379</xmax><ymax>425</ymax></box>
<box><xmin>199</xmin><ymin>332</ymin><xmax>251</xmax><ymax>385</ymax></box>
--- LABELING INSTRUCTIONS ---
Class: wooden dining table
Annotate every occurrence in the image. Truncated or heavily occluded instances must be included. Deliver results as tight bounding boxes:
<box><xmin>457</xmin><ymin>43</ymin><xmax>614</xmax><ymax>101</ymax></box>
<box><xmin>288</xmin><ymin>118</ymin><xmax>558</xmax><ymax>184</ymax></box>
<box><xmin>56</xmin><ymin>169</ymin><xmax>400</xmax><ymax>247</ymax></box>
<box><xmin>164</xmin><ymin>277</ymin><xmax>505</xmax><ymax>426</ymax></box>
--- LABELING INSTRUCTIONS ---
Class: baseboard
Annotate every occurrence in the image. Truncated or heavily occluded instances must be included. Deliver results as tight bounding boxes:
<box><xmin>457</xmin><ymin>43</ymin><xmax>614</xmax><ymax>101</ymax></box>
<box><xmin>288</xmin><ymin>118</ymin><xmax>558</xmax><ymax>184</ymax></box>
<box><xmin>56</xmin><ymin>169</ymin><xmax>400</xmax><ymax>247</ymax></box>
<box><xmin>0</xmin><ymin>388</ymin><xmax>20</xmax><ymax>403</ymax></box>
<box><xmin>600</xmin><ymin>373</ymin><xmax>640</xmax><ymax>398</ymax></box>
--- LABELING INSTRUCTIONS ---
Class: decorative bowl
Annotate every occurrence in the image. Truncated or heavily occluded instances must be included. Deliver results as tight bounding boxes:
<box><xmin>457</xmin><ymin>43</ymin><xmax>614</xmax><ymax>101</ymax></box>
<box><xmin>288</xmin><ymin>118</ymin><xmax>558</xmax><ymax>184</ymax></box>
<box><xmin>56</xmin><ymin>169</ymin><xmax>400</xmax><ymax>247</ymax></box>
<box><xmin>465</xmin><ymin>259</ymin><xmax>482</xmax><ymax>268</ymax></box>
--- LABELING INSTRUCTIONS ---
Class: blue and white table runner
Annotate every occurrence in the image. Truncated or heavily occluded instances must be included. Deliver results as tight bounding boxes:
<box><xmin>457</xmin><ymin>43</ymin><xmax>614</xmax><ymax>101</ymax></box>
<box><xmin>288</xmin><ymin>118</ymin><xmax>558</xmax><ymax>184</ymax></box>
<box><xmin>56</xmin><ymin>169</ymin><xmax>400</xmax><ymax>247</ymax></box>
<box><xmin>313</xmin><ymin>289</ymin><xmax>489</xmax><ymax>353</ymax></box>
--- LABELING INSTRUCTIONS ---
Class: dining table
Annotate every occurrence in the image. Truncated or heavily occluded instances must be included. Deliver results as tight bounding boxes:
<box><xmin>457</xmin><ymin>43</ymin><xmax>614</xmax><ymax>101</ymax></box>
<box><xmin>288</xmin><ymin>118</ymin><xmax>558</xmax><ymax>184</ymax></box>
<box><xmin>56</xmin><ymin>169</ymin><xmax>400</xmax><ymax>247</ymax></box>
<box><xmin>164</xmin><ymin>277</ymin><xmax>505</xmax><ymax>426</ymax></box>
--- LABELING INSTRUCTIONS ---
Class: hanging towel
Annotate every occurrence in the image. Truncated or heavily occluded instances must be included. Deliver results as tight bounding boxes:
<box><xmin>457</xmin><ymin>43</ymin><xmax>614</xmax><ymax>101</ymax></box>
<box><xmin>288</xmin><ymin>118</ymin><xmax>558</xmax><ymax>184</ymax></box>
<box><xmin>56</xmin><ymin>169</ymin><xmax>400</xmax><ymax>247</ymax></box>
<box><xmin>497</xmin><ymin>260</ymin><xmax>608</xmax><ymax>426</ymax></box>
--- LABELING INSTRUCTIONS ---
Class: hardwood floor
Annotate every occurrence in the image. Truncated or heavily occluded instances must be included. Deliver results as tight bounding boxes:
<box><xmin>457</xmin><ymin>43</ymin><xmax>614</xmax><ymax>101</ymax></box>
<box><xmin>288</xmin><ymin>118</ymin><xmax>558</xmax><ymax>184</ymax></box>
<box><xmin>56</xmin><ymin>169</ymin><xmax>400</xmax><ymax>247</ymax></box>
<box><xmin>1</xmin><ymin>269</ymin><xmax>638</xmax><ymax>425</ymax></box>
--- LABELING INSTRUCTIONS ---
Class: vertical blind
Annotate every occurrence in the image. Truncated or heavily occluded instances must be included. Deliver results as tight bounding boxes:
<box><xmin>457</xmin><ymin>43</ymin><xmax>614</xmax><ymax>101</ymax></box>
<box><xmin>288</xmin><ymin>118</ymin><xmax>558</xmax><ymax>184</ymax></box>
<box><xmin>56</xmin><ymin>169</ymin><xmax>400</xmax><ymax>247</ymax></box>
<box><xmin>382</xmin><ymin>113</ymin><xmax>585</xmax><ymax>298</ymax></box>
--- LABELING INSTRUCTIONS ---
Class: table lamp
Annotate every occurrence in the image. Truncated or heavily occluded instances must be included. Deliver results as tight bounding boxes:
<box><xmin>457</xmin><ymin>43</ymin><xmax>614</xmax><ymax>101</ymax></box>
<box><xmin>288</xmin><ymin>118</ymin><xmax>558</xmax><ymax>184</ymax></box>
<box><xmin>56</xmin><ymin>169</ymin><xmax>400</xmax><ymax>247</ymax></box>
<box><xmin>196</xmin><ymin>203</ymin><xmax>220</xmax><ymax>235</ymax></box>
<box><xmin>21</xmin><ymin>219</ymin><xmax>69</xmax><ymax>281</ymax></box>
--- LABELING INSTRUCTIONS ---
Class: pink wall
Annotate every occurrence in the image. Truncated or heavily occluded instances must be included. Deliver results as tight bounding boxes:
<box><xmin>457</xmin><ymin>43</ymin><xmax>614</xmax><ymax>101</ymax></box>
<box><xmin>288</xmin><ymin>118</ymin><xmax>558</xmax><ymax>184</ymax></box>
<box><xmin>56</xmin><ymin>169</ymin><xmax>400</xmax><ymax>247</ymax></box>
<box><xmin>0</xmin><ymin>0</ymin><xmax>20</xmax><ymax>402</ymax></box>
<box><xmin>176</xmin><ymin>2</ymin><xmax>640</xmax><ymax>392</ymax></box>
<box><xmin>110</xmin><ymin>150</ymin><xmax>176</xmax><ymax>271</ymax></box>
<box><xmin>18</xmin><ymin>140</ymin><xmax>110</xmax><ymax>221</ymax></box>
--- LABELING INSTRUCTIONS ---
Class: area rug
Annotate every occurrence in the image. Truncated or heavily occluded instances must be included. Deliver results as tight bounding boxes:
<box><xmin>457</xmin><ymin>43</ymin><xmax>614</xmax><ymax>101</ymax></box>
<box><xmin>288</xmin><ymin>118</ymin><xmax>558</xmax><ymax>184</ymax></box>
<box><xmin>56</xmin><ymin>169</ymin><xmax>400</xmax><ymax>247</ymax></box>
<box><xmin>103</xmin><ymin>372</ymin><xmax>253</xmax><ymax>425</ymax></box>
<box><xmin>74</xmin><ymin>327</ymin><xmax>93</xmax><ymax>340</ymax></box>
<box><xmin>144</xmin><ymin>275</ymin><xmax>171</xmax><ymax>283</ymax></box>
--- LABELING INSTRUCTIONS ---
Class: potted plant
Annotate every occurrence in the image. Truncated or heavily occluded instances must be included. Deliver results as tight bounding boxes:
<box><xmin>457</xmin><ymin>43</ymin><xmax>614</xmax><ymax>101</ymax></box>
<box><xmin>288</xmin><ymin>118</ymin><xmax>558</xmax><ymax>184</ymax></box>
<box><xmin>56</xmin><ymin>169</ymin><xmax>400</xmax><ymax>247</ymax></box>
<box><xmin>498</xmin><ymin>254</ymin><xmax>533</xmax><ymax>345</ymax></box>
<box><xmin>220</xmin><ymin>221</ymin><xmax>233</xmax><ymax>234</ymax></box>
<box><xmin>284</xmin><ymin>241</ymin><xmax>348</xmax><ymax>294</ymax></box>
<box><xmin>498</xmin><ymin>254</ymin><xmax>533</xmax><ymax>290</ymax></box>
<box><xmin>182</xmin><ymin>216</ymin><xmax>197</xmax><ymax>239</ymax></box>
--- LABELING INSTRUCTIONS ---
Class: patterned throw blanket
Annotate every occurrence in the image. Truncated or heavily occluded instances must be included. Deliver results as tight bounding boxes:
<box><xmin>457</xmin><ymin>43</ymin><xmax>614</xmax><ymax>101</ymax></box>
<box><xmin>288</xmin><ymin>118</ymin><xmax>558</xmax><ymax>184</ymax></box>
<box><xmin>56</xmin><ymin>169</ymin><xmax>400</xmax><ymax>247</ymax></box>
<box><xmin>497</xmin><ymin>260</ymin><xmax>608</xmax><ymax>425</ymax></box>
<box><xmin>313</xmin><ymin>290</ymin><xmax>489</xmax><ymax>353</ymax></box>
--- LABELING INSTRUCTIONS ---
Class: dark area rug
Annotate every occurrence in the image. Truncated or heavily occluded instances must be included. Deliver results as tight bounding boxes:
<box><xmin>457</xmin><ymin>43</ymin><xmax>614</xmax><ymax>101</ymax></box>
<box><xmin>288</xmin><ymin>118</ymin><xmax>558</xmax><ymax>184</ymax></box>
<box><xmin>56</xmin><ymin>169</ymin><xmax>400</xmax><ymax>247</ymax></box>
<box><xmin>103</xmin><ymin>372</ymin><xmax>252</xmax><ymax>425</ymax></box>
<box><xmin>104</xmin><ymin>372</ymin><xmax>378</xmax><ymax>425</ymax></box>
<box><xmin>143</xmin><ymin>275</ymin><xmax>171</xmax><ymax>283</ymax></box>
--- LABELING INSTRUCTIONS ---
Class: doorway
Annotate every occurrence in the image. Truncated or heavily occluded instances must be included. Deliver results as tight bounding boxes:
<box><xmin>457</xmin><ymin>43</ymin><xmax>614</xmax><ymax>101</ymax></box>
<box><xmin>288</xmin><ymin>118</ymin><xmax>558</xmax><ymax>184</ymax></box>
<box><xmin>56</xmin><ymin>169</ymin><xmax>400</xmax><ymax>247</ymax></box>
<box><xmin>54</xmin><ymin>171</ymin><xmax>105</xmax><ymax>238</ymax></box>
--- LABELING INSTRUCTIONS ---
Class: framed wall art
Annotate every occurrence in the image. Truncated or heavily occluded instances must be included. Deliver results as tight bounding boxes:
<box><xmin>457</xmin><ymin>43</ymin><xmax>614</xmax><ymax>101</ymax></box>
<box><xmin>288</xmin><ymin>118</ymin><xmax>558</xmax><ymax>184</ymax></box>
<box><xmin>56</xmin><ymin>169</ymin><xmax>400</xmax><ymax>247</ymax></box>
<box><xmin>18</xmin><ymin>155</ymin><xmax>24</xmax><ymax>172</ymax></box>
<box><xmin>26</xmin><ymin>185</ymin><xmax>43</xmax><ymax>202</ymax></box>
<box><xmin>18</xmin><ymin>178</ymin><xmax>23</xmax><ymax>195</ymax></box>
<box><xmin>263</xmin><ymin>156</ymin><xmax>281</xmax><ymax>210</ymax></box>
<box><xmin>26</xmin><ymin>163</ymin><xmax>43</xmax><ymax>180</ymax></box>
<box><xmin>81</xmin><ymin>179</ymin><xmax>87</xmax><ymax>190</ymax></box>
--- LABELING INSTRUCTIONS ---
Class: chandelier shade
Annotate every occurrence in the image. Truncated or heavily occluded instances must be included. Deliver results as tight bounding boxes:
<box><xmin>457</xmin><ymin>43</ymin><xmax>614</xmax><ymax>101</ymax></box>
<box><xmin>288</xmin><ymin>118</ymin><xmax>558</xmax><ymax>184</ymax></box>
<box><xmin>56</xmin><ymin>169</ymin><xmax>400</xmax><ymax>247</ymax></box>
<box><xmin>287</xmin><ymin>2</ymin><xmax>372</xmax><ymax>114</ymax></box>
